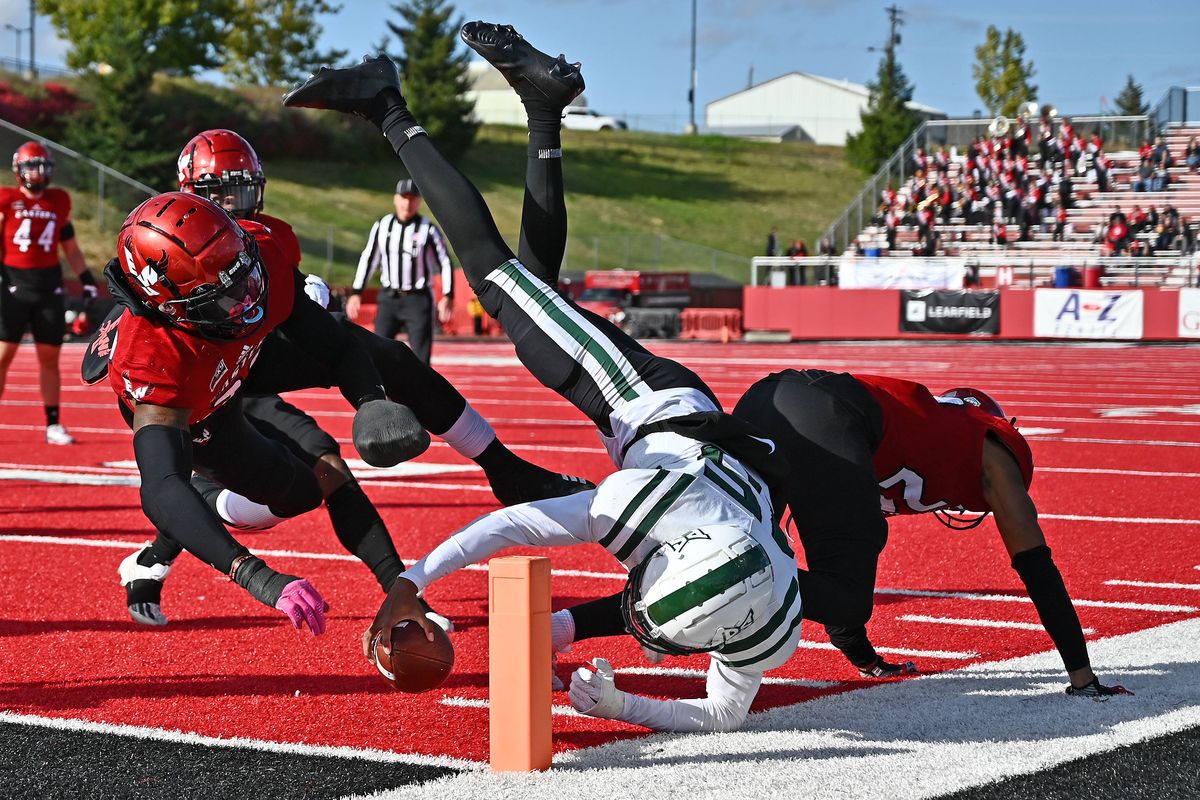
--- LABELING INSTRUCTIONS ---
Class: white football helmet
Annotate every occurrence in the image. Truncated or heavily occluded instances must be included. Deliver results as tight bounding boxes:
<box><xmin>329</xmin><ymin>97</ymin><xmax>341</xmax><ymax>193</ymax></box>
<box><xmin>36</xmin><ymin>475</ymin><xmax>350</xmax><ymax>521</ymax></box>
<box><xmin>622</xmin><ymin>524</ymin><xmax>776</xmax><ymax>656</ymax></box>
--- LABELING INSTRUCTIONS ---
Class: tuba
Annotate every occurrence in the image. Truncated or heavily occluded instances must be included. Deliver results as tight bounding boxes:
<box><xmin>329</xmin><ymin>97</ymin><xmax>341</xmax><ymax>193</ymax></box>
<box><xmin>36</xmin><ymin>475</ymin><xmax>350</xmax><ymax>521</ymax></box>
<box><xmin>988</xmin><ymin>115</ymin><xmax>1010</xmax><ymax>137</ymax></box>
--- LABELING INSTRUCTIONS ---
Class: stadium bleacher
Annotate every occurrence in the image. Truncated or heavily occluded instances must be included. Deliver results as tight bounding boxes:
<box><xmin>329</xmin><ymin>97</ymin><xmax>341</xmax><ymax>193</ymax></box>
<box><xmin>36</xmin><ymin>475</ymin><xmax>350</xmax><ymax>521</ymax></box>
<box><xmin>847</xmin><ymin>125</ymin><xmax>1200</xmax><ymax>288</ymax></box>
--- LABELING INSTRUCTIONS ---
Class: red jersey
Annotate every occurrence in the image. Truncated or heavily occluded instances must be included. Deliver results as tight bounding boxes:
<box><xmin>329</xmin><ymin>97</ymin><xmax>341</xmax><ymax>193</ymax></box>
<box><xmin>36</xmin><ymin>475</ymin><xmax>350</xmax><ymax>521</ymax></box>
<box><xmin>856</xmin><ymin>374</ymin><xmax>1034</xmax><ymax>516</ymax></box>
<box><xmin>0</xmin><ymin>186</ymin><xmax>71</xmax><ymax>269</ymax></box>
<box><xmin>108</xmin><ymin>221</ymin><xmax>296</xmax><ymax>425</ymax></box>
<box><xmin>255</xmin><ymin>213</ymin><xmax>302</xmax><ymax>269</ymax></box>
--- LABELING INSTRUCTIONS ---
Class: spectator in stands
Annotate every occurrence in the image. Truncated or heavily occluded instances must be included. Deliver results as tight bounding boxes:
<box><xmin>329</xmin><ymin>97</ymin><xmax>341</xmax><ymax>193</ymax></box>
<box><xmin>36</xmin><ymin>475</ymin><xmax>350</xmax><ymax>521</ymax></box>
<box><xmin>1106</xmin><ymin>209</ymin><xmax>1130</xmax><ymax>256</ymax></box>
<box><xmin>1151</xmin><ymin>161</ymin><xmax>1171</xmax><ymax>193</ymax></box>
<box><xmin>765</xmin><ymin>227</ymin><xmax>779</xmax><ymax>257</ymax></box>
<box><xmin>1132</xmin><ymin>157</ymin><xmax>1154</xmax><ymax>192</ymax></box>
<box><xmin>1181</xmin><ymin>219</ymin><xmax>1196</xmax><ymax>254</ymax></box>
<box><xmin>991</xmin><ymin>213</ymin><xmax>1009</xmax><ymax>248</ymax></box>
<box><xmin>1129</xmin><ymin>205</ymin><xmax>1149</xmax><ymax>236</ymax></box>
<box><xmin>1052</xmin><ymin>201</ymin><xmax>1068</xmax><ymax>242</ymax></box>
<box><xmin>818</xmin><ymin>237</ymin><xmax>836</xmax><ymax>256</ymax></box>
<box><xmin>933</xmin><ymin>145</ymin><xmax>951</xmax><ymax>174</ymax></box>
<box><xmin>1138</xmin><ymin>139</ymin><xmax>1153</xmax><ymax>162</ymax></box>
<box><xmin>1187</xmin><ymin>136</ymin><xmax>1200</xmax><ymax>172</ymax></box>
<box><xmin>1151</xmin><ymin>135</ymin><xmax>1173</xmax><ymax>168</ymax></box>
<box><xmin>912</xmin><ymin>146</ymin><xmax>929</xmax><ymax>174</ymax></box>
<box><xmin>787</xmin><ymin>238</ymin><xmax>808</xmax><ymax>258</ymax></box>
<box><xmin>1057</xmin><ymin>164</ymin><xmax>1074</xmax><ymax>209</ymax></box>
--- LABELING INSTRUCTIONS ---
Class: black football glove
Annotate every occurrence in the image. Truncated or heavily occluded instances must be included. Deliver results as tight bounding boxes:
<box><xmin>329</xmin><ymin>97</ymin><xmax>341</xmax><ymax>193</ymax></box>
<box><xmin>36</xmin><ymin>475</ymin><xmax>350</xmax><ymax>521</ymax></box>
<box><xmin>1065</xmin><ymin>678</ymin><xmax>1133</xmax><ymax>700</ymax></box>
<box><xmin>858</xmin><ymin>657</ymin><xmax>918</xmax><ymax>678</ymax></box>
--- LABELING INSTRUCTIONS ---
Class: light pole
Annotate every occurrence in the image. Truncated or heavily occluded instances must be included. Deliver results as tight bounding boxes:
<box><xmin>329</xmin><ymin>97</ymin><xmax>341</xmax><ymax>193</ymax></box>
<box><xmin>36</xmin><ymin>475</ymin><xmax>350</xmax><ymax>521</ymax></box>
<box><xmin>4</xmin><ymin>24</ymin><xmax>23</xmax><ymax>75</ymax></box>
<box><xmin>686</xmin><ymin>0</ymin><xmax>697</xmax><ymax>134</ymax></box>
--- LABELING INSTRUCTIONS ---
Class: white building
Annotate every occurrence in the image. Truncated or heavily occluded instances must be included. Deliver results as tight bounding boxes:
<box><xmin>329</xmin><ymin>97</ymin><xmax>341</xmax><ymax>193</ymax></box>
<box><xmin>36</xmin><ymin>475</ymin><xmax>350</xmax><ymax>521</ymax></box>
<box><xmin>464</xmin><ymin>61</ymin><xmax>526</xmax><ymax>126</ymax></box>
<box><xmin>705</xmin><ymin>72</ymin><xmax>944</xmax><ymax>145</ymax></box>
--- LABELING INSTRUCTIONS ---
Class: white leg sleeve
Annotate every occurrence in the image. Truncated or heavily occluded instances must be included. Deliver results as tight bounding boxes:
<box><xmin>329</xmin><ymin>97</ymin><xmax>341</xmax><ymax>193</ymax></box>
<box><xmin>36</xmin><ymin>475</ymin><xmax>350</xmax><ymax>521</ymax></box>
<box><xmin>439</xmin><ymin>403</ymin><xmax>496</xmax><ymax>459</ymax></box>
<box><xmin>216</xmin><ymin>489</ymin><xmax>289</xmax><ymax>531</ymax></box>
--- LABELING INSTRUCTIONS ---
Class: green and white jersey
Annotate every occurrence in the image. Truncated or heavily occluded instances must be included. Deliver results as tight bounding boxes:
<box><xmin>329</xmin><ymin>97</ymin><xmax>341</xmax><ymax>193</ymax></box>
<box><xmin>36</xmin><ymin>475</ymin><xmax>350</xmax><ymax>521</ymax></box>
<box><xmin>589</xmin><ymin>447</ymin><xmax>802</xmax><ymax>673</ymax></box>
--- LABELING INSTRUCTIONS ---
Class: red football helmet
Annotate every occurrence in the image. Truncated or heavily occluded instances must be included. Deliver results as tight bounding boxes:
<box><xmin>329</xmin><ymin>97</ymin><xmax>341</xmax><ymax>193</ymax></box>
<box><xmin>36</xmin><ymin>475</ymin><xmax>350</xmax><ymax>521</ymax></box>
<box><xmin>937</xmin><ymin>387</ymin><xmax>1007</xmax><ymax>420</ymax></box>
<box><xmin>117</xmin><ymin>192</ymin><xmax>268</xmax><ymax>340</ymax></box>
<box><xmin>176</xmin><ymin>129</ymin><xmax>265</xmax><ymax>219</ymax></box>
<box><xmin>12</xmin><ymin>141</ymin><xmax>54</xmax><ymax>191</ymax></box>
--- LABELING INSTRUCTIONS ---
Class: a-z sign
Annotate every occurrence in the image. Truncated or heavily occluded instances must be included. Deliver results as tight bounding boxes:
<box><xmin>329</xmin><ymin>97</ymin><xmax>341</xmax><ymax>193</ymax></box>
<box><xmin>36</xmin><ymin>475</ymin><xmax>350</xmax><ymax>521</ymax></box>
<box><xmin>1033</xmin><ymin>289</ymin><xmax>1143</xmax><ymax>339</ymax></box>
<box><xmin>1179</xmin><ymin>288</ymin><xmax>1200</xmax><ymax>338</ymax></box>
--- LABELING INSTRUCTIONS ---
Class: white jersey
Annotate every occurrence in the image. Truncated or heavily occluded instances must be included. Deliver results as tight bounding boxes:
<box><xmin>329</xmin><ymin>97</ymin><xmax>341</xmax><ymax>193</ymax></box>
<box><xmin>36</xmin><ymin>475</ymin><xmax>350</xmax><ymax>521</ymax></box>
<box><xmin>401</xmin><ymin>387</ymin><xmax>802</xmax><ymax>732</ymax></box>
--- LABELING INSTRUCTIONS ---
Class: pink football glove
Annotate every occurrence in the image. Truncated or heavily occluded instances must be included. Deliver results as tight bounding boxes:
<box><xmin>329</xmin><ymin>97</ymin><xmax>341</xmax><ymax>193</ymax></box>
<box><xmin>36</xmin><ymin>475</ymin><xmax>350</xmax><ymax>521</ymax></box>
<box><xmin>275</xmin><ymin>579</ymin><xmax>330</xmax><ymax>635</ymax></box>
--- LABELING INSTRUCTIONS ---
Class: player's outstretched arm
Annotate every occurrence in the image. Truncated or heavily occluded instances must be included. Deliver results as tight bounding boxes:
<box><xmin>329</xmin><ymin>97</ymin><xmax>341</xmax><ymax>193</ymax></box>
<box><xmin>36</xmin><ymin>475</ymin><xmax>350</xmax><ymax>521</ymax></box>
<box><xmin>131</xmin><ymin>403</ymin><xmax>329</xmax><ymax>634</ymax></box>
<box><xmin>983</xmin><ymin>436</ymin><xmax>1128</xmax><ymax>696</ymax></box>
<box><xmin>569</xmin><ymin>657</ymin><xmax>761</xmax><ymax>732</ymax></box>
<box><xmin>363</xmin><ymin>491</ymin><xmax>595</xmax><ymax>659</ymax></box>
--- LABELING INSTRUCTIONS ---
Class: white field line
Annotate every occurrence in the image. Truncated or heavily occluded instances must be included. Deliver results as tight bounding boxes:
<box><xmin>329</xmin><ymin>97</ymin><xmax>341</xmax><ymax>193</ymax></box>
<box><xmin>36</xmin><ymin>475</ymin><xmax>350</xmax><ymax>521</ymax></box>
<box><xmin>0</xmin><ymin>534</ymin><xmax>627</xmax><ymax>580</ymax></box>
<box><xmin>875</xmin><ymin>586</ymin><xmax>1198</xmax><ymax>614</ymax></box>
<box><xmin>1105</xmin><ymin>579</ymin><xmax>1200</xmax><ymax>591</ymax></box>
<box><xmin>1038</xmin><ymin>513</ymin><xmax>1200</xmax><ymax>525</ymax></box>
<box><xmin>1037</xmin><ymin>466</ymin><xmax>1200</xmax><ymax>478</ymax></box>
<box><xmin>899</xmin><ymin>614</ymin><xmax>1096</xmax><ymax>635</ymax></box>
<box><xmin>794</xmin><ymin>639</ymin><xmax>978</xmax><ymax>660</ymax></box>
<box><xmin>0</xmin><ymin>711</ymin><xmax>483</xmax><ymax>770</ymax></box>
<box><xmin>438</xmin><ymin>697</ymin><xmax>582</xmax><ymax>717</ymax></box>
<box><xmin>375</xmin><ymin>617</ymin><xmax>1200</xmax><ymax>800</ymax></box>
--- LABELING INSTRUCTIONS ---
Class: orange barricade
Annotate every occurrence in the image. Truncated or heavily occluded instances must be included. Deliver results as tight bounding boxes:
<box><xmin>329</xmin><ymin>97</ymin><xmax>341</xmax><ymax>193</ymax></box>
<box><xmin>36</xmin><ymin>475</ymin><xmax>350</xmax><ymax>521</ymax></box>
<box><xmin>679</xmin><ymin>308</ymin><xmax>743</xmax><ymax>342</ymax></box>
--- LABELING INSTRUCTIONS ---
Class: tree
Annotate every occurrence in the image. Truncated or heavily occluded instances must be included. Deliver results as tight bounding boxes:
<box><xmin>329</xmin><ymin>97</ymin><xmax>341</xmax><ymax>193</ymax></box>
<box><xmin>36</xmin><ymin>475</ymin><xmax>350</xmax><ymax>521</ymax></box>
<box><xmin>972</xmin><ymin>25</ymin><xmax>1037</xmax><ymax>118</ymax></box>
<box><xmin>222</xmin><ymin>1</ymin><xmax>348</xmax><ymax>87</ymax></box>
<box><xmin>1114</xmin><ymin>74</ymin><xmax>1149</xmax><ymax>116</ymax></box>
<box><xmin>39</xmin><ymin>0</ymin><xmax>236</xmax><ymax>185</ymax></box>
<box><xmin>384</xmin><ymin>0</ymin><xmax>478</xmax><ymax>161</ymax></box>
<box><xmin>845</xmin><ymin>40</ymin><xmax>919</xmax><ymax>173</ymax></box>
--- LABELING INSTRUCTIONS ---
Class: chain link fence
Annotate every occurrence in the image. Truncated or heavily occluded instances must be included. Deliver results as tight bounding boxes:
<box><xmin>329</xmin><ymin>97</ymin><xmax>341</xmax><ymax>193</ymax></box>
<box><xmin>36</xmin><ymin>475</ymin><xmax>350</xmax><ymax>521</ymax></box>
<box><xmin>0</xmin><ymin>115</ymin><xmax>156</xmax><ymax>267</ymax></box>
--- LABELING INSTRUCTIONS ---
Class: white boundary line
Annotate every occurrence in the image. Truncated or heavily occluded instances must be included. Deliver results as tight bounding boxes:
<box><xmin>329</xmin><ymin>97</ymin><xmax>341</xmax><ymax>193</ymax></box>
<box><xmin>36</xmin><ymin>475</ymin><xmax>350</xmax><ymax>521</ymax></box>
<box><xmin>1105</xmin><ymin>579</ymin><xmax>1200</xmax><ymax>591</ymax></box>
<box><xmin>899</xmin><ymin>614</ymin><xmax>1096</xmax><ymax>635</ymax></box>
<box><xmin>0</xmin><ymin>711</ymin><xmax>483</xmax><ymax>770</ymax></box>
<box><xmin>875</xmin><ymin>586</ymin><xmax>1198</xmax><ymax>614</ymax></box>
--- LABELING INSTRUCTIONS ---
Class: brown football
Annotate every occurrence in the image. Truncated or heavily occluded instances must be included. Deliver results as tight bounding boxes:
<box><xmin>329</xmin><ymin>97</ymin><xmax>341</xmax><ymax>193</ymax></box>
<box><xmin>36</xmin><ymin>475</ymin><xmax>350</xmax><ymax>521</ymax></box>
<box><xmin>373</xmin><ymin>620</ymin><xmax>455</xmax><ymax>693</ymax></box>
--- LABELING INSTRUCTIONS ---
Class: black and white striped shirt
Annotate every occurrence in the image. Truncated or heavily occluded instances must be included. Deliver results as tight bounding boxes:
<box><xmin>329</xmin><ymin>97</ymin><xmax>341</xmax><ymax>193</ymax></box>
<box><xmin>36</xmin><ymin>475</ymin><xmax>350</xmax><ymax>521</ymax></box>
<box><xmin>352</xmin><ymin>213</ymin><xmax>453</xmax><ymax>296</ymax></box>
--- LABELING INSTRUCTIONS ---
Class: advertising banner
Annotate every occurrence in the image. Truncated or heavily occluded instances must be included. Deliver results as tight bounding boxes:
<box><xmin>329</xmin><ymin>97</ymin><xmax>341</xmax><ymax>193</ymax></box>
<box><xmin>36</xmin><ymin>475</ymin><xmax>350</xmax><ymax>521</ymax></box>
<box><xmin>839</xmin><ymin>257</ymin><xmax>966</xmax><ymax>289</ymax></box>
<box><xmin>1033</xmin><ymin>289</ymin><xmax>1144</xmax><ymax>339</ymax></box>
<box><xmin>900</xmin><ymin>290</ymin><xmax>999</xmax><ymax>334</ymax></box>
<box><xmin>1179</xmin><ymin>288</ymin><xmax>1200</xmax><ymax>338</ymax></box>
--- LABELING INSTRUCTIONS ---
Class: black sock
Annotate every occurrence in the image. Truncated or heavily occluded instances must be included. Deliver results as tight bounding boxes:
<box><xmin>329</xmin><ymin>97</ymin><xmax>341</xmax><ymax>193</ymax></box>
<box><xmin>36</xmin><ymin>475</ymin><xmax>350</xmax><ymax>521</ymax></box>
<box><xmin>140</xmin><ymin>533</ymin><xmax>183</xmax><ymax>566</ymax></box>
<box><xmin>374</xmin><ymin>89</ymin><xmax>424</xmax><ymax>154</ymax></box>
<box><xmin>473</xmin><ymin>438</ymin><xmax>528</xmax><ymax>475</ymax></box>
<box><xmin>325</xmin><ymin>481</ymin><xmax>404</xmax><ymax>592</ymax></box>
<box><xmin>45</xmin><ymin>406</ymin><xmax>59</xmax><ymax>427</ymax></box>
<box><xmin>570</xmin><ymin>592</ymin><xmax>628</xmax><ymax>641</ymax></box>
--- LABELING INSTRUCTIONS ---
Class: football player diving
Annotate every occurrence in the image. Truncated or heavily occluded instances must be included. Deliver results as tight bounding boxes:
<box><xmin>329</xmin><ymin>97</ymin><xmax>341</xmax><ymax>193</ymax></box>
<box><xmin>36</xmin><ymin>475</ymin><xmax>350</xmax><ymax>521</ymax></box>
<box><xmin>98</xmin><ymin>191</ymin><xmax>430</xmax><ymax>636</ymax></box>
<box><xmin>101</xmin><ymin>129</ymin><xmax>590</xmax><ymax>630</ymax></box>
<box><xmin>559</xmin><ymin>372</ymin><xmax>1131</xmax><ymax>698</ymax></box>
<box><xmin>284</xmin><ymin>23</ymin><xmax>803</xmax><ymax>732</ymax></box>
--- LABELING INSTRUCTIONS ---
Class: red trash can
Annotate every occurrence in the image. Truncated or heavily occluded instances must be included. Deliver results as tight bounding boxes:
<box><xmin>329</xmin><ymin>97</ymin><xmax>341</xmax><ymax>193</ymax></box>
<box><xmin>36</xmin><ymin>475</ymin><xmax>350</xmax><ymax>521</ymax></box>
<box><xmin>1082</xmin><ymin>265</ymin><xmax>1104</xmax><ymax>288</ymax></box>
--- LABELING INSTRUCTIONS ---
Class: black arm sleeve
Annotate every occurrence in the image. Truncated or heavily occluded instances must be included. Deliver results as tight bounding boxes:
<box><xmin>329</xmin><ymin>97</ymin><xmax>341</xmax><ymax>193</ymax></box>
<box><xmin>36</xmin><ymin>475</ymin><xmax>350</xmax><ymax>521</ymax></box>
<box><xmin>132</xmin><ymin>424</ymin><xmax>249</xmax><ymax>574</ymax></box>
<box><xmin>275</xmin><ymin>270</ymin><xmax>387</xmax><ymax>408</ymax></box>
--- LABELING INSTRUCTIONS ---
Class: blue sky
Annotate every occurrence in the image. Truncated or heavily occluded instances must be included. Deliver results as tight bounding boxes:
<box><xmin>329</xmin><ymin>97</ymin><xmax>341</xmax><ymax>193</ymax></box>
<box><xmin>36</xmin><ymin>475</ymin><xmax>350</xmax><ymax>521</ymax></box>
<box><xmin>6</xmin><ymin>0</ymin><xmax>1198</xmax><ymax>133</ymax></box>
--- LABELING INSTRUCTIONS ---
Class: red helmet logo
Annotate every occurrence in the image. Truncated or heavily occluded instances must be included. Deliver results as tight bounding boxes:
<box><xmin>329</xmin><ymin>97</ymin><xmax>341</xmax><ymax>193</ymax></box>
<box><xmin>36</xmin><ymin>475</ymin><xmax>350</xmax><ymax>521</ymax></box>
<box><xmin>177</xmin><ymin>129</ymin><xmax>265</xmax><ymax>218</ymax></box>
<box><xmin>117</xmin><ymin>192</ymin><xmax>268</xmax><ymax>340</ymax></box>
<box><xmin>937</xmin><ymin>387</ymin><xmax>1007</xmax><ymax>420</ymax></box>
<box><xmin>12</xmin><ymin>141</ymin><xmax>54</xmax><ymax>191</ymax></box>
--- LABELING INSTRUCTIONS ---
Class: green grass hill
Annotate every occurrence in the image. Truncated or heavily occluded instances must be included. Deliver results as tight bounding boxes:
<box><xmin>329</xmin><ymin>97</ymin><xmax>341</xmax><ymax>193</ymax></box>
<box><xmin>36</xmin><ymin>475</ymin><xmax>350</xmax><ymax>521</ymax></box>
<box><xmin>64</xmin><ymin>125</ymin><xmax>861</xmax><ymax>287</ymax></box>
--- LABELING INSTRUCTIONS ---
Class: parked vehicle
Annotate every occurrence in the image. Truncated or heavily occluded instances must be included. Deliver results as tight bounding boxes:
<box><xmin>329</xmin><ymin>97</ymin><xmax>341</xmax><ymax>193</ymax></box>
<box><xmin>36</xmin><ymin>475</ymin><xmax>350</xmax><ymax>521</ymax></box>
<box><xmin>562</xmin><ymin>106</ymin><xmax>627</xmax><ymax>132</ymax></box>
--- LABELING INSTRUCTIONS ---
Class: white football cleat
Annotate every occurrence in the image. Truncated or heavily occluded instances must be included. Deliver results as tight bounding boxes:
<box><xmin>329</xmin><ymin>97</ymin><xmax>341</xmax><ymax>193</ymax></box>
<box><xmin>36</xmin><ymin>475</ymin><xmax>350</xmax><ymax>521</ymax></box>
<box><xmin>118</xmin><ymin>546</ymin><xmax>172</xmax><ymax>626</ymax></box>
<box><xmin>45</xmin><ymin>424</ymin><xmax>75</xmax><ymax>445</ymax></box>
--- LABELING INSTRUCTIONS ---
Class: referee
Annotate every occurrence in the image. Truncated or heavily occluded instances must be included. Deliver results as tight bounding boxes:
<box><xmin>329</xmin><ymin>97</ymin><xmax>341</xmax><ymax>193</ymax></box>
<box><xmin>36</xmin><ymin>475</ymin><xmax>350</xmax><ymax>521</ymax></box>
<box><xmin>346</xmin><ymin>178</ymin><xmax>453</xmax><ymax>364</ymax></box>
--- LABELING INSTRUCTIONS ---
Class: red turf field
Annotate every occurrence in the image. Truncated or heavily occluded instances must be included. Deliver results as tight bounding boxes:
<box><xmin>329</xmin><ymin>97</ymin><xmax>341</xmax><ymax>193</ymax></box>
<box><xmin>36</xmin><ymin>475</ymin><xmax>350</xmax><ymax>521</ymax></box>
<box><xmin>2</xmin><ymin>340</ymin><xmax>1199</xmax><ymax>764</ymax></box>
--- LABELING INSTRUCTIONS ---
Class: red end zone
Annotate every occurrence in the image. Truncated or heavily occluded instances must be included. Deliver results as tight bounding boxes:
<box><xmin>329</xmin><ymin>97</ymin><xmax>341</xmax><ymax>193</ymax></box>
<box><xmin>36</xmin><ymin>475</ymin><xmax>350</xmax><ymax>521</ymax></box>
<box><xmin>1</xmin><ymin>341</ymin><xmax>1199</xmax><ymax>763</ymax></box>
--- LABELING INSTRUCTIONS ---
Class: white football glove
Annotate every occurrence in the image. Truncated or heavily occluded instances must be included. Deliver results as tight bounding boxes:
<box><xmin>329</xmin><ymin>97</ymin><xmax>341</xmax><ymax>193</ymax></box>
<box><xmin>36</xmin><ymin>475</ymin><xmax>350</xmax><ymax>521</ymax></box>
<box><xmin>303</xmin><ymin>274</ymin><xmax>331</xmax><ymax>309</ymax></box>
<box><xmin>568</xmin><ymin>657</ymin><xmax>626</xmax><ymax>720</ymax></box>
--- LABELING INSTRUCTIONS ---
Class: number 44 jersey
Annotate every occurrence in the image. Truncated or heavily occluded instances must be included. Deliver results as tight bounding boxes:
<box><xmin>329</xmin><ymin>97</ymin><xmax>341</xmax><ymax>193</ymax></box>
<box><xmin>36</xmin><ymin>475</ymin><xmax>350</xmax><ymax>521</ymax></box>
<box><xmin>0</xmin><ymin>186</ymin><xmax>71</xmax><ymax>283</ymax></box>
<box><xmin>856</xmin><ymin>374</ymin><xmax>1034</xmax><ymax>516</ymax></box>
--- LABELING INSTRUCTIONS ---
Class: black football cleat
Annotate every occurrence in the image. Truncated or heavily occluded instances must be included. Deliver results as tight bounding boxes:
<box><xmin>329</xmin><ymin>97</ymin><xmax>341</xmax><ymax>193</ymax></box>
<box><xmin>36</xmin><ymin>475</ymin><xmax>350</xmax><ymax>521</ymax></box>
<box><xmin>488</xmin><ymin>466</ymin><xmax>594</xmax><ymax>507</ymax></box>
<box><xmin>282</xmin><ymin>54</ymin><xmax>402</xmax><ymax>117</ymax></box>
<box><xmin>460</xmin><ymin>21</ymin><xmax>584</xmax><ymax>109</ymax></box>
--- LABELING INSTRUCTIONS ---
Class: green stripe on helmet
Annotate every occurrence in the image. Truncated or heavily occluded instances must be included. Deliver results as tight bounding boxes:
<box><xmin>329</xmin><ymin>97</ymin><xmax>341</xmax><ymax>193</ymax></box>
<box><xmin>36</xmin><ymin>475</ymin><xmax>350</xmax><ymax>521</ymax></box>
<box><xmin>646</xmin><ymin>543</ymin><xmax>771</xmax><ymax>628</ymax></box>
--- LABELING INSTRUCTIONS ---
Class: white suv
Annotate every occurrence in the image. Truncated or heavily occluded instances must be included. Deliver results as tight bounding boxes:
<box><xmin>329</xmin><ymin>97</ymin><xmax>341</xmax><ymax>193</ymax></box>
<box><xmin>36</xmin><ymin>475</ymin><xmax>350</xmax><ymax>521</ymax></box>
<box><xmin>562</xmin><ymin>106</ymin><xmax>627</xmax><ymax>131</ymax></box>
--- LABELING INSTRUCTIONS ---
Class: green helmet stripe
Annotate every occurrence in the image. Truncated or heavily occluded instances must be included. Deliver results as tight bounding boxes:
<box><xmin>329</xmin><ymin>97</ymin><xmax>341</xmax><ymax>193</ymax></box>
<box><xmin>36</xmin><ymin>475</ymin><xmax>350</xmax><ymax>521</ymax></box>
<box><xmin>646</xmin><ymin>544</ymin><xmax>771</xmax><ymax>627</ymax></box>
